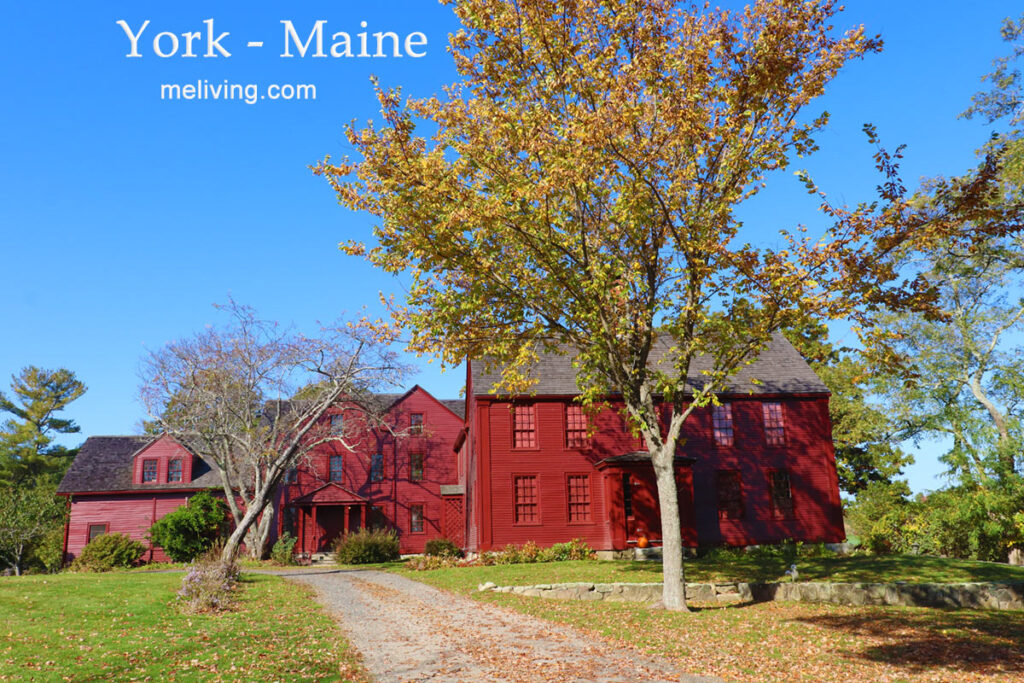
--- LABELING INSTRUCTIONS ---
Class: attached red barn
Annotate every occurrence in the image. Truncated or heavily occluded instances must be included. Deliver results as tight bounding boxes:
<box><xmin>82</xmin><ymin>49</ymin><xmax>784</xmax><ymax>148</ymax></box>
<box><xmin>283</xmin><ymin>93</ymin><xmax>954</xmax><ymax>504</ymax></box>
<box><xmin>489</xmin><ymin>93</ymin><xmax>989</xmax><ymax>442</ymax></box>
<box><xmin>58</xmin><ymin>434</ymin><xmax>222</xmax><ymax>563</ymax></box>
<box><xmin>457</xmin><ymin>332</ymin><xmax>845</xmax><ymax>553</ymax></box>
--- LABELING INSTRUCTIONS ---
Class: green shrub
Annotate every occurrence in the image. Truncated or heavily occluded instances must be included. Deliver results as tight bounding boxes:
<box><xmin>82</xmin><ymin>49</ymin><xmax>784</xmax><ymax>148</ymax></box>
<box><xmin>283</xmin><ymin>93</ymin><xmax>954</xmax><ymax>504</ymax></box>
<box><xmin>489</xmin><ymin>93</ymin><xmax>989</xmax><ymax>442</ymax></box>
<box><xmin>546</xmin><ymin>538</ymin><xmax>594</xmax><ymax>561</ymax></box>
<box><xmin>271</xmin><ymin>532</ymin><xmax>298</xmax><ymax>565</ymax></box>
<box><xmin>424</xmin><ymin>537</ymin><xmax>463</xmax><ymax>558</ymax></box>
<box><xmin>333</xmin><ymin>529</ymin><xmax>400</xmax><ymax>564</ymax></box>
<box><xmin>71</xmin><ymin>533</ymin><xmax>145</xmax><ymax>572</ymax></box>
<box><xmin>148</xmin><ymin>491</ymin><xmax>229</xmax><ymax>563</ymax></box>
<box><xmin>410</xmin><ymin>538</ymin><xmax>594</xmax><ymax>570</ymax></box>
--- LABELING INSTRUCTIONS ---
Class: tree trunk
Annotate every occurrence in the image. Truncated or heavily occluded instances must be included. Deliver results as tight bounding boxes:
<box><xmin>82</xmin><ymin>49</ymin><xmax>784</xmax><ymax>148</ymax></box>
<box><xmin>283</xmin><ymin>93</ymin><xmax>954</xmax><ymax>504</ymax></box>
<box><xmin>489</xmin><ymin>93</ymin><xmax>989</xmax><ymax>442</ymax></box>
<box><xmin>651</xmin><ymin>446</ymin><xmax>688</xmax><ymax>611</ymax></box>
<box><xmin>222</xmin><ymin>493</ymin><xmax>267</xmax><ymax>563</ymax></box>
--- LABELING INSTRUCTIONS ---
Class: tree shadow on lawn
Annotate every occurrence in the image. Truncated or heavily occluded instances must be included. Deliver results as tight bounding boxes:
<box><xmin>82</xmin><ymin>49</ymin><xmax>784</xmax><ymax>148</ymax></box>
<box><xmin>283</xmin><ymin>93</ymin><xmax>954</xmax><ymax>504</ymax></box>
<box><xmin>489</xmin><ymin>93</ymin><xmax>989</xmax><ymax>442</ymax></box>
<box><xmin>793</xmin><ymin>608</ymin><xmax>1024</xmax><ymax>675</ymax></box>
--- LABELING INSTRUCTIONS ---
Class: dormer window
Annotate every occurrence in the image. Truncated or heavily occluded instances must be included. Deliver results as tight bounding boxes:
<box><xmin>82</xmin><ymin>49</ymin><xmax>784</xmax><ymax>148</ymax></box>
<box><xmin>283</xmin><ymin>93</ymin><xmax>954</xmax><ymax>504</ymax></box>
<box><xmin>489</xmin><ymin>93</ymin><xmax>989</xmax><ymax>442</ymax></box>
<box><xmin>167</xmin><ymin>458</ymin><xmax>183</xmax><ymax>483</ymax></box>
<box><xmin>142</xmin><ymin>459</ymin><xmax>158</xmax><ymax>483</ymax></box>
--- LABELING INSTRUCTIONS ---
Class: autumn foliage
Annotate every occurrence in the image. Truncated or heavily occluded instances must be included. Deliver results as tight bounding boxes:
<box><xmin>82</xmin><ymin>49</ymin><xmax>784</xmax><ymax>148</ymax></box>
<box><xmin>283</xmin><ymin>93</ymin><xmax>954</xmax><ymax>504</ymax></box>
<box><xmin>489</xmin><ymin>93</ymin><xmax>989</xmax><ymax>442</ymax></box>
<box><xmin>320</xmin><ymin>0</ymin><xmax>1017</xmax><ymax>609</ymax></box>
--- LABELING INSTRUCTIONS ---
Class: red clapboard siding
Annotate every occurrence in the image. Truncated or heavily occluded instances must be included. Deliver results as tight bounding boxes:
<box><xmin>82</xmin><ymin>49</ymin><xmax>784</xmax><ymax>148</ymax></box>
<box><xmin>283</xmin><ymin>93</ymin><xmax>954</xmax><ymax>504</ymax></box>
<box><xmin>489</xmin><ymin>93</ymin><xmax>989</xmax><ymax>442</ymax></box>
<box><xmin>66</xmin><ymin>492</ymin><xmax>193</xmax><ymax>562</ymax></box>
<box><xmin>470</xmin><ymin>391</ymin><xmax>844</xmax><ymax>552</ymax></box>
<box><xmin>280</xmin><ymin>386</ymin><xmax>464</xmax><ymax>555</ymax></box>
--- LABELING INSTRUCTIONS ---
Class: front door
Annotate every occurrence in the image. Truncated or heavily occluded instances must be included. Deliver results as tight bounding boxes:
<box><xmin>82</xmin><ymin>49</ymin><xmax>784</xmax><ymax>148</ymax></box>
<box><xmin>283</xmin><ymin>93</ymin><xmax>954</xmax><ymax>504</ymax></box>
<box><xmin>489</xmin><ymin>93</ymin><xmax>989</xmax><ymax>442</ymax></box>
<box><xmin>316</xmin><ymin>506</ymin><xmax>346</xmax><ymax>551</ymax></box>
<box><xmin>623</xmin><ymin>467</ymin><xmax>696</xmax><ymax>546</ymax></box>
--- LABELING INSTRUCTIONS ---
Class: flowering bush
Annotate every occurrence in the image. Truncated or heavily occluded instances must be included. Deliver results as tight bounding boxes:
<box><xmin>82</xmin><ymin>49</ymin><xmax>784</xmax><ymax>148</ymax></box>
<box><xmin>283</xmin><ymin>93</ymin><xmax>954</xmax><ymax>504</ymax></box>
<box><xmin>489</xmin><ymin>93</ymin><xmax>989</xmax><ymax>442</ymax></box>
<box><xmin>177</xmin><ymin>548</ymin><xmax>240</xmax><ymax>613</ymax></box>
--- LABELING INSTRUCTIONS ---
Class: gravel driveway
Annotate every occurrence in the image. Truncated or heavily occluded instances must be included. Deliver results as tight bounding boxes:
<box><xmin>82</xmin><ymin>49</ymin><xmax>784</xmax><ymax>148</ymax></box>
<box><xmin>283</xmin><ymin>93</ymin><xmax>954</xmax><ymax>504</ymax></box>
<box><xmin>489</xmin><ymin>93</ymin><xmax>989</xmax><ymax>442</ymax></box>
<box><xmin>273</xmin><ymin>568</ymin><xmax>717</xmax><ymax>683</ymax></box>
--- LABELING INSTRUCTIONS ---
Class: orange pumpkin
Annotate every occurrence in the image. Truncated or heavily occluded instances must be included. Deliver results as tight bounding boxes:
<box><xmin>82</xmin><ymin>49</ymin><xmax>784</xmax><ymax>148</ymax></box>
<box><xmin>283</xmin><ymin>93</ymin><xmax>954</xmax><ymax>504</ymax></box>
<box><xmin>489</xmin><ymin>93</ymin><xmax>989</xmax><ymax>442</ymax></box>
<box><xmin>637</xmin><ymin>535</ymin><xmax>649</xmax><ymax>548</ymax></box>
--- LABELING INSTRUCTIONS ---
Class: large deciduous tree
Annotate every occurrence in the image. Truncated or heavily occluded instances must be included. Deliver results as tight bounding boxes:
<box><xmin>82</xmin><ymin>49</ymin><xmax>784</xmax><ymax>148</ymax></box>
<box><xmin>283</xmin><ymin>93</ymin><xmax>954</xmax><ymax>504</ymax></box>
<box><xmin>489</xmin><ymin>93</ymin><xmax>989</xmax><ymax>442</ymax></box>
<box><xmin>0</xmin><ymin>366</ymin><xmax>86</xmax><ymax>485</ymax></box>
<box><xmin>0</xmin><ymin>482</ymin><xmax>66</xmax><ymax>575</ymax></box>
<box><xmin>784</xmin><ymin>320</ymin><xmax>911</xmax><ymax>495</ymax></box>
<box><xmin>320</xmin><ymin>0</ymin><xmax>1012</xmax><ymax>609</ymax></box>
<box><xmin>140</xmin><ymin>302</ymin><xmax>407</xmax><ymax>562</ymax></box>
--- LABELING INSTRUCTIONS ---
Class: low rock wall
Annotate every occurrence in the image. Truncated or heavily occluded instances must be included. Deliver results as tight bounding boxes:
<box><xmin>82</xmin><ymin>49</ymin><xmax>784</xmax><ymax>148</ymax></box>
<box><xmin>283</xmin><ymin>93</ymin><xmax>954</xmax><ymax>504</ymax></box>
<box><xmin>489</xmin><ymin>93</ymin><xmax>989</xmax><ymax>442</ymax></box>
<box><xmin>477</xmin><ymin>580</ymin><xmax>1024</xmax><ymax>610</ymax></box>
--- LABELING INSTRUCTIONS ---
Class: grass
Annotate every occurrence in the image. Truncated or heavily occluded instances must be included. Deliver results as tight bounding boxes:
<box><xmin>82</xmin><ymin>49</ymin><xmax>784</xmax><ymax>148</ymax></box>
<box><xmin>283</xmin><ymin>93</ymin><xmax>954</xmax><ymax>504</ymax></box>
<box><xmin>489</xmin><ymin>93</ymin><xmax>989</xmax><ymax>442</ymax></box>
<box><xmin>462</xmin><ymin>592</ymin><xmax>1024</xmax><ymax>683</ymax></box>
<box><xmin>0</xmin><ymin>572</ymin><xmax>368</xmax><ymax>682</ymax></box>
<box><xmin>395</xmin><ymin>554</ymin><xmax>1024</xmax><ymax>683</ymax></box>
<box><xmin>394</xmin><ymin>552</ymin><xmax>1024</xmax><ymax>595</ymax></box>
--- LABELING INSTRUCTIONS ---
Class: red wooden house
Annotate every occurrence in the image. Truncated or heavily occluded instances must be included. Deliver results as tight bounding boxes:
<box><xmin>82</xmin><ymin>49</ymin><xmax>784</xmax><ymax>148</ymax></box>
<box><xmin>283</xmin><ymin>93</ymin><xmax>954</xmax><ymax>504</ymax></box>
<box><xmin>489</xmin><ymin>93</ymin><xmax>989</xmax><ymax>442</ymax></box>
<box><xmin>457</xmin><ymin>332</ymin><xmax>845</xmax><ymax>553</ymax></box>
<box><xmin>59</xmin><ymin>334</ymin><xmax>843</xmax><ymax>562</ymax></box>
<box><xmin>58</xmin><ymin>434</ymin><xmax>223</xmax><ymax>563</ymax></box>
<box><xmin>280</xmin><ymin>385</ymin><xmax>465</xmax><ymax>556</ymax></box>
<box><xmin>57</xmin><ymin>385</ymin><xmax>465</xmax><ymax>561</ymax></box>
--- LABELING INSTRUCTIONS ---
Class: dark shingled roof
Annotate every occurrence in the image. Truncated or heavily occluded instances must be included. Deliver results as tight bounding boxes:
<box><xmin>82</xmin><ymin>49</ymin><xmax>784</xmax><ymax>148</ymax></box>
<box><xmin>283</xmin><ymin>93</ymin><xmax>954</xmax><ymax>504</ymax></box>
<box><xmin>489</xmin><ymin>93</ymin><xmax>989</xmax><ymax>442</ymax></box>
<box><xmin>57</xmin><ymin>436</ymin><xmax>221</xmax><ymax>494</ymax></box>
<box><xmin>471</xmin><ymin>332</ymin><xmax>828</xmax><ymax>397</ymax></box>
<box><xmin>439</xmin><ymin>399</ymin><xmax>466</xmax><ymax>420</ymax></box>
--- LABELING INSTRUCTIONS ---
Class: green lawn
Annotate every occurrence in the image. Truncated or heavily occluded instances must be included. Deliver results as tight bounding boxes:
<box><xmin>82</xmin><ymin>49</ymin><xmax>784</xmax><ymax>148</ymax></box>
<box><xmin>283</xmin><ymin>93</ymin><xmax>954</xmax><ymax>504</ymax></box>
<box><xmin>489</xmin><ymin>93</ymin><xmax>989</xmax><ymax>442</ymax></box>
<box><xmin>396</xmin><ymin>555</ymin><xmax>1024</xmax><ymax>683</ymax></box>
<box><xmin>0</xmin><ymin>572</ymin><xmax>367</xmax><ymax>682</ymax></box>
<box><xmin>395</xmin><ymin>553</ymin><xmax>1024</xmax><ymax>595</ymax></box>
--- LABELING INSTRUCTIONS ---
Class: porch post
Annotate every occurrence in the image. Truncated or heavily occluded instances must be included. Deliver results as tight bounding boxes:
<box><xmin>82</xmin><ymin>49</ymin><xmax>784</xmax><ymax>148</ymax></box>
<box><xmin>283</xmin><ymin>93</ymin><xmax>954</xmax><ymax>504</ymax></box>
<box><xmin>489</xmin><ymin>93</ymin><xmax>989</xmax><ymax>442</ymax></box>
<box><xmin>312</xmin><ymin>505</ymin><xmax>319</xmax><ymax>552</ymax></box>
<box><xmin>298</xmin><ymin>507</ymin><xmax>305</xmax><ymax>555</ymax></box>
<box><xmin>343</xmin><ymin>505</ymin><xmax>350</xmax><ymax>536</ymax></box>
<box><xmin>359</xmin><ymin>504</ymin><xmax>365</xmax><ymax>531</ymax></box>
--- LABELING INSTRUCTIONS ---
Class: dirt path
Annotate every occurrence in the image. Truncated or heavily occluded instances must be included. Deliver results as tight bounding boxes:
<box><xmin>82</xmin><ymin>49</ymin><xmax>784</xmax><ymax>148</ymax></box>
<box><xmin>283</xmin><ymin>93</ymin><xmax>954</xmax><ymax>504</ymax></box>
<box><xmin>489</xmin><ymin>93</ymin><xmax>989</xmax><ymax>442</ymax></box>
<box><xmin>272</xmin><ymin>568</ymin><xmax>718</xmax><ymax>683</ymax></box>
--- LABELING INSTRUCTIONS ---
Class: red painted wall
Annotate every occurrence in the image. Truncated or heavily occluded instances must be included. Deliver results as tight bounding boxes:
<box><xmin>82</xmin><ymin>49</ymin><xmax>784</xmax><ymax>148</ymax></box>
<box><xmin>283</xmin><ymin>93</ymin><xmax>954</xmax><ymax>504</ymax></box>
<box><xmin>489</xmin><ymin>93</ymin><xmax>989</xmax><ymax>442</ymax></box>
<box><xmin>283</xmin><ymin>387</ymin><xmax>464</xmax><ymax>554</ymax></box>
<box><xmin>468</xmin><ymin>393</ymin><xmax>844</xmax><ymax>551</ymax></box>
<box><xmin>66</xmin><ymin>492</ymin><xmax>195</xmax><ymax>563</ymax></box>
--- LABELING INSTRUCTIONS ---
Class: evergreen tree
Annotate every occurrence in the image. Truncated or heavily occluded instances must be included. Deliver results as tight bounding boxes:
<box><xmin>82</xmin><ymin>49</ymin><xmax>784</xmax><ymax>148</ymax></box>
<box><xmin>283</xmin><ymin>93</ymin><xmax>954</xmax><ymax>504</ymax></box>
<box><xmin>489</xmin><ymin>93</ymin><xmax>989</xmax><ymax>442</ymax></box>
<box><xmin>0</xmin><ymin>366</ymin><xmax>87</xmax><ymax>485</ymax></box>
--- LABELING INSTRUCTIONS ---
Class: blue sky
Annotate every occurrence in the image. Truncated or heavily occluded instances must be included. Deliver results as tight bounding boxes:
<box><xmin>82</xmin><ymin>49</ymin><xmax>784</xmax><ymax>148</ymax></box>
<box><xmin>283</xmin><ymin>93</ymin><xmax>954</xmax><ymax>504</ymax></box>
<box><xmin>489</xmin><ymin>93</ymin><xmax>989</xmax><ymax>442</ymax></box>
<box><xmin>0</xmin><ymin>1</ymin><xmax>1018</xmax><ymax>493</ymax></box>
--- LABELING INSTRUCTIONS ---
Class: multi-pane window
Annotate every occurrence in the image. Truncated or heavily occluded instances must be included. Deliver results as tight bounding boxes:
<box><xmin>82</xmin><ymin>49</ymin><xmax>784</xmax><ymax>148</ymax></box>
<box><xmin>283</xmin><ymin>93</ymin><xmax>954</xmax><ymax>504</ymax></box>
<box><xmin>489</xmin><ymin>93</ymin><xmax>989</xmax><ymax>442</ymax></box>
<box><xmin>513</xmin><ymin>475</ymin><xmax>539</xmax><ymax>524</ymax></box>
<box><xmin>410</xmin><ymin>413</ymin><xmax>424</xmax><ymax>435</ymax></box>
<box><xmin>167</xmin><ymin>458</ymin><xmax>183</xmax><ymax>483</ymax></box>
<box><xmin>87</xmin><ymin>524</ymin><xmax>107</xmax><ymax>542</ymax></box>
<box><xmin>142</xmin><ymin>459</ymin><xmax>158</xmax><ymax>483</ymax></box>
<box><xmin>371</xmin><ymin>454</ymin><xmax>384</xmax><ymax>482</ymax></box>
<box><xmin>330</xmin><ymin>414</ymin><xmax>344</xmax><ymax>436</ymax></box>
<box><xmin>763</xmin><ymin>402</ymin><xmax>786</xmax><ymax>446</ymax></box>
<box><xmin>410</xmin><ymin>452</ymin><xmax>424</xmax><ymax>481</ymax></box>
<box><xmin>769</xmin><ymin>470</ymin><xmax>795</xmax><ymax>518</ymax></box>
<box><xmin>716</xmin><ymin>470</ymin><xmax>744</xmax><ymax>520</ymax></box>
<box><xmin>512</xmin><ymin>404</ymin><xmax>537</xmax><ymax>448</ymax></box>
<box><xmin>329</xmin><ymin>455</ymin><xmax>344</xmax><ymax>482</ymax></box>
<box><xmin>565</xmin><ymin>404</ymin><xmax>588</xmax><ymax>448</ymax></box>
<box><xmin>712</xmin><ymin>403</ymin><xmax>734</xmax><ymax>446</ymax></box>
<box><xmin>283</xmin><ymin>468</ymin><xmax>298</xmax><ymax>485</ymax></box>
<box><xmin>567</xmin><ymin>475</ymin><xmax>591</xmax><ymax>523</ymax></box>
<box><xmin>622</xmin><ymin>473</ymin><xmax>633</xmax><ymax>519</ymax></box>
<box><xmin>410</xmin><ymin>504</ymin><xmax>424</xmax><ymax>533</ymax></box>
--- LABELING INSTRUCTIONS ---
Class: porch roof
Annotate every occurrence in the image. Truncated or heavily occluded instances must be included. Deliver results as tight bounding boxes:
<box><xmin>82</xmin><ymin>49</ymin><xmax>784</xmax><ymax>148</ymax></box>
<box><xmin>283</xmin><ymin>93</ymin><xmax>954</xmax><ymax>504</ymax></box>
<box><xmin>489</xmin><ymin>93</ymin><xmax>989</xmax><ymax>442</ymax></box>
<box><xmin>289</xmin><ymin>482</ymin><xmax>371</xmax><ymax>505</ymax></box>
<box><xmin>594</xmin><ymin>451</ymin><xmax>696</xmax><ymax>471</ymax></box>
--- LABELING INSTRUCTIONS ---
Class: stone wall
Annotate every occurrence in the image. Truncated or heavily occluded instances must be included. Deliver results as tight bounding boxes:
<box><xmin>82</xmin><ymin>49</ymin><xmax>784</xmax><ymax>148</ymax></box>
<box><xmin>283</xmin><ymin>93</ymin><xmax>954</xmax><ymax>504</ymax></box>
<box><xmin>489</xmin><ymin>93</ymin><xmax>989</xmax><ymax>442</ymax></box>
<box><xmin>477</xmin><ymin>580</ymin><xmax>1024</xmax><ymax>610</ymax></box>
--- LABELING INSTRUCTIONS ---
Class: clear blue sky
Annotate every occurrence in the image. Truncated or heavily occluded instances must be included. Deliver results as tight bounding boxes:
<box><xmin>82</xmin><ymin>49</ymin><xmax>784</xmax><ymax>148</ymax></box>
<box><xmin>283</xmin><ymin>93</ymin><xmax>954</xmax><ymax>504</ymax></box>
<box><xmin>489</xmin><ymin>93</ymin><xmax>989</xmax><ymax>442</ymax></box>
<box><xmin>0</xmin><ymin>1</ymin><xmax>1018</xmax><ymax>494</ymax></box>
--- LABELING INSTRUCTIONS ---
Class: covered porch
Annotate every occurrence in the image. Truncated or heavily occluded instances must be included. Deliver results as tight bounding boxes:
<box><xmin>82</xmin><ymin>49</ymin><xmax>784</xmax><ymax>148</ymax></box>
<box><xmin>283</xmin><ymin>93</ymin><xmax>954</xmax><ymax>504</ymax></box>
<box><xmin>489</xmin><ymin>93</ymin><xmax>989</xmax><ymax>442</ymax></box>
<box><xmin>286</xmin><ymin>482</ymin><xmax>372</xmax><ymax>556</ymax></box>
<box><xmin>595</xmin><ymin>452</ymin><xmax>696</xmax><ymax>550</ymax></box>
